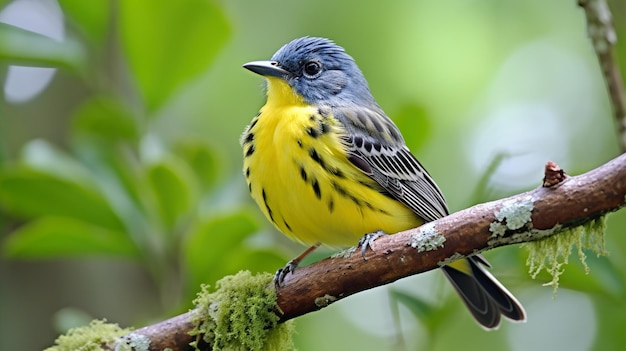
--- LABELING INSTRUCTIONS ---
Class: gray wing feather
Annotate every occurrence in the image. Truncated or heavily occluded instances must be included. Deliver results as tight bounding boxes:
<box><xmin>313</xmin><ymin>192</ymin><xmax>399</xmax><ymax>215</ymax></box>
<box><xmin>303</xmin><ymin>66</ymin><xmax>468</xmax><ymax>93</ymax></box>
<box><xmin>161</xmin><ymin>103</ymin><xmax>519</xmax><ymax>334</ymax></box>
<box><xmin>333</xmin><ymin>105</ymin><xmax>449</xmax><ymax>222</ymax></box>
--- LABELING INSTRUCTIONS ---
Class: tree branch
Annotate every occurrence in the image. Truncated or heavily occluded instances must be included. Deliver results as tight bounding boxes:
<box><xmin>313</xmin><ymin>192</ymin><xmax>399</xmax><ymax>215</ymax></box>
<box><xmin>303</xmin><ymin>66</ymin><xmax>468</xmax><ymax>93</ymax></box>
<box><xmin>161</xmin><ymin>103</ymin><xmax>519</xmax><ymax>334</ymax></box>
<box><xmin>278</xmin><ymin>156</ymin><xmax>626</xmax><ymax>320</ymax></box>
<box><xmin>104</xmin><ymin>153</ymin><xmax>626</xmax><ymax>351</ymax></box>
<box><xmin>579</xmin><ymin>0</ymin><xmax>626</xmax><ymax>151</ymax></box>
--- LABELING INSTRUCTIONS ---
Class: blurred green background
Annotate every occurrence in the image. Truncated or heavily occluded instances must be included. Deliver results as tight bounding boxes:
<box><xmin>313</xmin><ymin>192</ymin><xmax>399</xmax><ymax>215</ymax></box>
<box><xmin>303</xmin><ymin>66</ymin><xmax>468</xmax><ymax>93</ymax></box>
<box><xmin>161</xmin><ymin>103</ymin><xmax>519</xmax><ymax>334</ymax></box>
<box><xmin>1</xmin><ymin>0</ymin><xmax>626</xmax><ymax>350</ymax></box>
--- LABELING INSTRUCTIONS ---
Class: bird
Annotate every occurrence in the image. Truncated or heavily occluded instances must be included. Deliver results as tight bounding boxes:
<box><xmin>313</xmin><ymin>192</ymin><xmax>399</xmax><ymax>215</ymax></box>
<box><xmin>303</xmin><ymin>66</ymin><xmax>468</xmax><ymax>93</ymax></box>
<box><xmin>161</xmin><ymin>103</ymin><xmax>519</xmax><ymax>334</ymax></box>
<box><xmin>241</xmin><ymin>36</ymin><xmax>526</xmax><ymax>329</ymax></box>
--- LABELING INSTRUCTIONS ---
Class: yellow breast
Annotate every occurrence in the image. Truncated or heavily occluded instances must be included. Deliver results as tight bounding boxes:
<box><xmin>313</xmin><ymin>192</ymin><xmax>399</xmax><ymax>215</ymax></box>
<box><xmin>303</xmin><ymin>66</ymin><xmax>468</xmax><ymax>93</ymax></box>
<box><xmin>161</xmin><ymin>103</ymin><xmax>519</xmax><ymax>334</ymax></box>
<box><xmin>242</xmin><ymin>78</ymin><xmax>421</xmax><ymax>247</ymax></box>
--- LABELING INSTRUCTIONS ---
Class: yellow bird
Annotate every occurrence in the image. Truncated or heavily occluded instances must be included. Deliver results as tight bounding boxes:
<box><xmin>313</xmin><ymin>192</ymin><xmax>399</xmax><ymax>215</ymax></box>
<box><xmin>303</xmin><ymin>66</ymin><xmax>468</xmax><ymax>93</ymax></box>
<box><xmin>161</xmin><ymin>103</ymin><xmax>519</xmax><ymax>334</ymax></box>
<box><xmin>241</xmin><ymin>37</ymin><xmax>525</xmax><ymax>329</ymax></box>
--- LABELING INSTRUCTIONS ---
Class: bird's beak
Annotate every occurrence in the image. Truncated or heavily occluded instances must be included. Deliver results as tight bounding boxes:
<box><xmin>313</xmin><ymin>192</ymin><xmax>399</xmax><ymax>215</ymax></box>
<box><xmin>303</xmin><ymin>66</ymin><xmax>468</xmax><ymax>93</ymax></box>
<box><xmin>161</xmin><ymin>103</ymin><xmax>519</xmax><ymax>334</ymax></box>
<box><xmin>243</xmin><ymin>60</ymin><xmax>289</xmax><ymax>78</ymax></box>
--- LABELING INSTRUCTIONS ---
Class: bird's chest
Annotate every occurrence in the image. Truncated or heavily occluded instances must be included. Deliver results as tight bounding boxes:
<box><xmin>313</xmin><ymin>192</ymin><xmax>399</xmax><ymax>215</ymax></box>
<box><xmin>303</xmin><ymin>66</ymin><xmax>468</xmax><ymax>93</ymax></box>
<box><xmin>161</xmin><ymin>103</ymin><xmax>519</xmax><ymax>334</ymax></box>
<box><xmin>242</xmin><ymin>104</ymin><xmax>419</xmax><ymax>246</ymax></box>
<box><xmin>242</xmin><ymin>105</ymin><xmax>355</xmax><ymax>242</ymax></box>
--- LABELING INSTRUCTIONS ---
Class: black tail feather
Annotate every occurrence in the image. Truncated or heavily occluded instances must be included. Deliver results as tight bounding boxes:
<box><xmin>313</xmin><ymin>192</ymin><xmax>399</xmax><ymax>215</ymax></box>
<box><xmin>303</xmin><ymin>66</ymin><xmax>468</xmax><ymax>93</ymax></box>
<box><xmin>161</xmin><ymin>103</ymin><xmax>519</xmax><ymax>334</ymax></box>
<box><xmin>441</xmin><ymin>256</ymin><xmax>526</xmax><ymax>329</ymax></box>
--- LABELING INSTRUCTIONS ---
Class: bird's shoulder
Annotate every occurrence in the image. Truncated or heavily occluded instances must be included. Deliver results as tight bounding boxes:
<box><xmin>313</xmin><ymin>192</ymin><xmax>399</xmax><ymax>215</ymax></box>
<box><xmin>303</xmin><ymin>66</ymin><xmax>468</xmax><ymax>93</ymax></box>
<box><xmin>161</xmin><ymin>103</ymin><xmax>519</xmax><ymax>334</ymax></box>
<box><xmin>329</xmin><ymin>104</ymin><xmax>404</xmax><ymax>146</ymax></box>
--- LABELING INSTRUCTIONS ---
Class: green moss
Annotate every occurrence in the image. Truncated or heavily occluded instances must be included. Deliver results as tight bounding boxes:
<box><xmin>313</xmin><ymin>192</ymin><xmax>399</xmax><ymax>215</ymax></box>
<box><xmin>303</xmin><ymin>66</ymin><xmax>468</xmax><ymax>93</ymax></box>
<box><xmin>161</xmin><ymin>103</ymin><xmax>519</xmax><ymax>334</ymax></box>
<box><xmin>523</xmin><ymin>216</ymin><xmax>608</xmax><ymax>296</ymax></box>
<box><xmin>44</xmin><ymin>319</ymin><xmax>131</xmax><ymax>351</ymax></box>
<box><xmin>190</xmin><ymin>270</ymin><xmax>296</xmax><ymax>351</ymax></box>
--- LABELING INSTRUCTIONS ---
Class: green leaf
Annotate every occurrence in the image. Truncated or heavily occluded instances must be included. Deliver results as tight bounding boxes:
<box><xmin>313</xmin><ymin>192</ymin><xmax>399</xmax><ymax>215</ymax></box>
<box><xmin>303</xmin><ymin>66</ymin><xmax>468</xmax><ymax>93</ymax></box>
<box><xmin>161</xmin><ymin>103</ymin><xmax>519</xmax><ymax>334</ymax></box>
<box><xmin>393</xmin><ymin>104</ymin><xmax>431</xmax><ymax>152</ymax></box>
<box><xmin>20</xmin><ymin>140</ymin><xmax>93</xmax><ymax>184</ymax></box>
<box><xmin>3</xmin><ymin>216</ymin><xmax>138</xmax><ymax>259</ymax></box>
<box><xmin>0</xmin><ymin>23</ymin><xmax>86</xmax><ymax>72</ymax></box>
<box><xmin>59</xmin><ymin>0</ymin><xmax>110</xmax><ymax>44</ymax></box>
<box><xmin>183</xmin><ymin>210</ymin><xmax>260</xmax><ymax>289</ymax></box>
<box><xmin>104</xmin><ymin>150</ymin><xmax>147</xmax><ymax>218</ymax></box>
<box><xmin>119</xmin><ymin>0</ymin><xmax>230</xmax><ymax>111</ymax></box>
<box><xmin>0</xmin><ymin>168</ymin><xmax>125</xmax><ymax>231</ymax></box>
<box><xmin>146</xmin><ymin>157</ymin><xmax>198</xmax><ymax>230</ymax></box>
<box><xmin>173</xmin><ymin>140</ymin><xmax>222</xmax><ymax>192</ymax></box>
<box><xmin>71</xmin><ymin>96</ymin><xmax>140</xmax><ymax>143</ymax></box>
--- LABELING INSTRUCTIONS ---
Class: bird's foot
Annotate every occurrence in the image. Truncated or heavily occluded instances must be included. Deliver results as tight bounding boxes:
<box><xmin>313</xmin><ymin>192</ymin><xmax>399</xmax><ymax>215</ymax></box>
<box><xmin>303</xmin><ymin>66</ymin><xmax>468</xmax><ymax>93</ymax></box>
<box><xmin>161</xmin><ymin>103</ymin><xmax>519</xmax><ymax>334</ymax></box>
<box><xmin>273</xmin><ymin>243</ymin><xmax>321</xmax><ymax>287</ymax></box>
<box><xmin>274</xmin><ymin>259</ymin><xmax>299</xmax><ymax>288</ymax></box>
<box><xmin>358</xmin><ymin>230</ymin><xmax>387</xmax><ymax>260</ymax></box>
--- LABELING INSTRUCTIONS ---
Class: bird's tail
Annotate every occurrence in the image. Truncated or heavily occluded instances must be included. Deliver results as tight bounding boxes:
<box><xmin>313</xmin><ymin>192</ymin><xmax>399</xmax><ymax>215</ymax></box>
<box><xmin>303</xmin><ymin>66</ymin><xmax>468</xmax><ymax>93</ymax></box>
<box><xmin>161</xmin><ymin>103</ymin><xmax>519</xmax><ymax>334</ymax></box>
<box><xmin>441</xmin><ymin>255</ymin><xmax>526</xmax><ymax>329</ymax></box>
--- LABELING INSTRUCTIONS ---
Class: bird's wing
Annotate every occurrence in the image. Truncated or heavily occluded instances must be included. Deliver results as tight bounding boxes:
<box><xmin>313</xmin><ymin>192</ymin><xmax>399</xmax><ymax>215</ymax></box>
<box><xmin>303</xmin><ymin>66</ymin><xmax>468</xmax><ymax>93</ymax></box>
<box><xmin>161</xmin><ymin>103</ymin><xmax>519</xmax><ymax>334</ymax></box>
<box><xmin>333</xmin><ymin>105</ymin><xmax>449</xmax><ymax>222</ymax></box>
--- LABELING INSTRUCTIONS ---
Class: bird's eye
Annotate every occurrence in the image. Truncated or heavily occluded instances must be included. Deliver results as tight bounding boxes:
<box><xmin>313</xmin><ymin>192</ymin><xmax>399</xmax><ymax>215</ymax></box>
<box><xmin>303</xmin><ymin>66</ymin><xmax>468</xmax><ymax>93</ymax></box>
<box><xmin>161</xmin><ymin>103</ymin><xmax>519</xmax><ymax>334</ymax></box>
<box><xmin>303</xmin><ymin>61</ymin><xmax>322</xmax><ymax>77</ymax></box>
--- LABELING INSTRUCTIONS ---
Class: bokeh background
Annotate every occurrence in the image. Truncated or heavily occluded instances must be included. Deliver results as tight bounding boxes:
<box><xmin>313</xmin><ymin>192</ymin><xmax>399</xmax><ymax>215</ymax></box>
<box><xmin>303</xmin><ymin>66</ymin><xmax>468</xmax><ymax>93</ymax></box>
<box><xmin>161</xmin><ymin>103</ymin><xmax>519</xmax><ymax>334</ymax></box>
<box><xmin>1</xmin><ymin>0</ymin><xmax>626</xmax><ymax>350</ymax></box>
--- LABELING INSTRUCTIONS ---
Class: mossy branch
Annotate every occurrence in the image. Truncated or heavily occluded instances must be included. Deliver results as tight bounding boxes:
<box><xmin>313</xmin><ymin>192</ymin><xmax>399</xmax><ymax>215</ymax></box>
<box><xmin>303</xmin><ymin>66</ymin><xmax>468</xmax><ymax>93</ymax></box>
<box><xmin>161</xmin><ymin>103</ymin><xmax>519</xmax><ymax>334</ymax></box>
<box><xmin>93</xmin><ymin>153</ymin><xmax>626</xmax><ymax>351</ymax></box>
<box><xmin>274</xmin><ymin>155</ymin><xmax>626</xmax><ymax>321</ymax></box>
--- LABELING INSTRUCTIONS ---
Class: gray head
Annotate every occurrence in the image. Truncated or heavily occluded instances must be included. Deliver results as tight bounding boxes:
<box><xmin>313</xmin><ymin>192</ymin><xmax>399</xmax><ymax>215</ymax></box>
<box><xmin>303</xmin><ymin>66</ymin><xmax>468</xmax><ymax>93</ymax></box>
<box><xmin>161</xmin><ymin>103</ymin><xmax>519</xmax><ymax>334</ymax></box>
<box><xmin>243</xmin><ymin>37</ymin><xmax>376</xmax><ymax>107</ymax></box>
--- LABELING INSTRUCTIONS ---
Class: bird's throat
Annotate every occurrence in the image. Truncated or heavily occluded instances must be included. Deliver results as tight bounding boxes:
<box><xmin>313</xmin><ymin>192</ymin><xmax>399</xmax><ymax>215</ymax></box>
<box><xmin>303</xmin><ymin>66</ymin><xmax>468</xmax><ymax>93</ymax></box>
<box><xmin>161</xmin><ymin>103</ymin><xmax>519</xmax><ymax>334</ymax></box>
<box><xmin>265</xmin><ymin>77</ymin><xmax>306</xmax><ymax>107</ymax></box>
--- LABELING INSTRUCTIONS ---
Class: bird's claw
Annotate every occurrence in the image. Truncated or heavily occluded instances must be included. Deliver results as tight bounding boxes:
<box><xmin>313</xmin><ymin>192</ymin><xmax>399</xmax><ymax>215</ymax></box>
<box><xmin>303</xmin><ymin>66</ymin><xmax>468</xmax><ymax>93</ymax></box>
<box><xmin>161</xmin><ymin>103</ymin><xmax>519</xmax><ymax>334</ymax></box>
<box><xmin>273</xmin><ymin>259</ymin><xmax>299</xmax><ymax>288</ymax></box>
<box><xmin>273</xmin><ymin>243</ymin><xmax>321</xmax><ymax>288</ymax></box>
<box><xmin>358</xmin><ymin>230</ymin><xmax>387</xmax><ymax>260</ymax></box>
